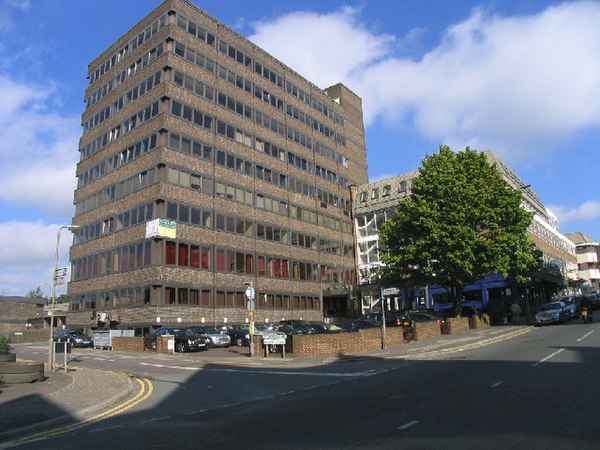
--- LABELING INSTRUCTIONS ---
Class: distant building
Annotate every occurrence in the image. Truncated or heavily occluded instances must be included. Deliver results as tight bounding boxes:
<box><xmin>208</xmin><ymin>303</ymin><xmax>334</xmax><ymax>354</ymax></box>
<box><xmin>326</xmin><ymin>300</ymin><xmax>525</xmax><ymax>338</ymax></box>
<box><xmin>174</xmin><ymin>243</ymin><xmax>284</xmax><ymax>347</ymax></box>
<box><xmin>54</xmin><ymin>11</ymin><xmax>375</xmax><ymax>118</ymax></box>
<box><xmin>66</xmin><ymin>0</ymin><xmax>367</xmax><ymax>331</ymax></box>
<box><xmin>0</xmin><ymin>296</ymin><xmax>46</xmax><ymax>335</ymax></box>
<box><xmin>353</xmin><ymin>150</ymin><xmax>576</xmax><ymax>316</ymax></box>
<box><xmin>565</xmin><ymin>232</ymin><xmax>600</xmax><ymax>292</ymax></box>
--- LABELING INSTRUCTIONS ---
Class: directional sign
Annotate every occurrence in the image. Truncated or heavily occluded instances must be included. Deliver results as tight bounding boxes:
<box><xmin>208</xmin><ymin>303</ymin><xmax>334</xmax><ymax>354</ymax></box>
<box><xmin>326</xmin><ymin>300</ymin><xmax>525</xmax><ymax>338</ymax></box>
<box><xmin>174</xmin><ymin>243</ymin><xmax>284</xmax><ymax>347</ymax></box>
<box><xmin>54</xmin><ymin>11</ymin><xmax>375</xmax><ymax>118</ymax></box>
<box><xmin>55</xmin><ymin>268</ymin><xmax>68</xmax><ymax>277</ymax></box>
<box><xmin>262</xmin><ymin>332</ymin><xmax>287</xmax><ymax>345</ymax></box>
<box><xmin>382</xmin><ymin>287</ymin><xmax>399</xmax><ymax>296</ymax></box>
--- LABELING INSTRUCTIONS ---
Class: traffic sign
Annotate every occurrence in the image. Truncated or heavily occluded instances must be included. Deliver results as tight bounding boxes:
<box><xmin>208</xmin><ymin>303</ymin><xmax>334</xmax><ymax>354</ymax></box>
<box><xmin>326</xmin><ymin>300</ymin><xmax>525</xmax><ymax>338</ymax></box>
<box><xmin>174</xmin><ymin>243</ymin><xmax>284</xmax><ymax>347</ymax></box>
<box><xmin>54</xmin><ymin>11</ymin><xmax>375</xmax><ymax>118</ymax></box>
<box><xmin>55</xmin><ymin>268</ymin><xmax>67</xmax><ymax>277</ymax></box>
<box><xmin>244</xmin><ymin>286</ymin><xmax>255</xmax><ymax>300</ymax></box>
<box><xmin>382</xmin><ymin>287</ymin><xmax>399</xmax><ymax>296</ymax></box>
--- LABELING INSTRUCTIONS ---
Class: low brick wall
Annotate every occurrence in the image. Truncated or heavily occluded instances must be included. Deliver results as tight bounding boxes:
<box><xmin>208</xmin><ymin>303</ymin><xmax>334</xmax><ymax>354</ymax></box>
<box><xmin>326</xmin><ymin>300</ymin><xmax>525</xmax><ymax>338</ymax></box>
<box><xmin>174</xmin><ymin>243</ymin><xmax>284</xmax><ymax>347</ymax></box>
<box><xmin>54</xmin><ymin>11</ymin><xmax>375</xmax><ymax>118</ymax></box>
<box><xmin>414</xmin><ymin>321</ymin><xmax>443</xmax><ymax>341</ymax></box>
<box><xmin>471</xmin><ymin>313</ymin><xmax>491</xmax><ymax>329</ymax></box>
<box><xmin>448</xmin><ymin>317</ymin><xmax>471</xmax><ymax>335</ymax></box>
<box><xmin>5</xmin><ymin>329</ymin><xmax>50</xmax><ymax>344</ymax></box>
<box><xmin>112</xmin><ymin>336</ymin><xmax>145</xmax><ymax>352</ymax></box>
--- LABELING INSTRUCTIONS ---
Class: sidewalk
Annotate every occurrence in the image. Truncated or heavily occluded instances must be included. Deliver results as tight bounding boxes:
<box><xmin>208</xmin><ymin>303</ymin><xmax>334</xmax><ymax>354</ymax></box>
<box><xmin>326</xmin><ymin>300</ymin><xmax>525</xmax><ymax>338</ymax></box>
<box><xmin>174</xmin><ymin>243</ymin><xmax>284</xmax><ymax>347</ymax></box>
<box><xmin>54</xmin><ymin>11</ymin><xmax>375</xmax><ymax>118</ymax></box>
<box><xmin>0</xmin><ymin>366</ymin><xmax>132</xmax><ymax>441</ymax></box>
<box><xmin>0</xmin><ymin>325</ymin><xmax>529</xmax><ymax>441</ymax></box>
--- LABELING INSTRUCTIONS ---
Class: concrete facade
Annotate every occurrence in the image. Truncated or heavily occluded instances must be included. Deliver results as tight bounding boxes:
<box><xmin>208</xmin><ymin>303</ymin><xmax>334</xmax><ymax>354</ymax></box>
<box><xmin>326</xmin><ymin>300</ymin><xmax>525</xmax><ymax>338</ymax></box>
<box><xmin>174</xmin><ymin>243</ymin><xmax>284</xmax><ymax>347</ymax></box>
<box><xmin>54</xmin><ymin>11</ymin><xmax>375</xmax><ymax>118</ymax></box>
<box><xmin>352</xmin><ymin>150</ymin><xmax>576</xmax><ymax>314</ymax></box>
<box><xmin>565</xmin><ymin>231</ymin><xmax>600</xmax><ymax>292</ymax></box>
<box><xmin>67</xmin><ymin>0</ymin><xmax>367</xmax><ymax>330</ymax></box>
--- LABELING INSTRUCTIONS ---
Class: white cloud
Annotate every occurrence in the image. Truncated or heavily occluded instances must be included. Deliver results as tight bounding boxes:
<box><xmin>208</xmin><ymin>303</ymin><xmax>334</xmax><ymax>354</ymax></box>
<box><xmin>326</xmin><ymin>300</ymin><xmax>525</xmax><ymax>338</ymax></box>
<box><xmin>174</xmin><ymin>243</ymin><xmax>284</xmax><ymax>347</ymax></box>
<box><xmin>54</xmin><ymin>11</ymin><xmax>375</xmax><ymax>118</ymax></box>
<box><xmin>549</xmin><ymin>201</ymin><xmax>600</xmax><ymax>224</ymax></box>
<box><xmin>249</xmin><ymin>6</ymin><xmax>395</xmax><ymax>88</ymax></box>
<box><xmin>0</xmin><ymin>221</ymin><xmax>74</xmax><ymax>296</ymax></box>
<box><xmin>248</xmin><ymin>2</ymin><xmax>600</xmax><ymax>159</ymax></box>
<box><xmin>0</xmin><ymin>75</ymin><xmax>80</xmax><ymax>217</ymax></box>
<box><xmin>0</xmin><ymin>0</ymin><xmax>30</xmax><ymax>33</ymax></box>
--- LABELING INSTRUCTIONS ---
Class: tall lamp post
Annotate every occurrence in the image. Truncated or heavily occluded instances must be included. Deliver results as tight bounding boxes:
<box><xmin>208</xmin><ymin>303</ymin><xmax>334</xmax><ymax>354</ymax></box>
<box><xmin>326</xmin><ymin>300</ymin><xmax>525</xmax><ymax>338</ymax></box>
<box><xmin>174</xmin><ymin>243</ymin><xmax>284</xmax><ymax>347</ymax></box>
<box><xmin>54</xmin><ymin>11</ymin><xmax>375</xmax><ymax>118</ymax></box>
<box><xmin>48</xmin><ymin>225</ymin><xmax>79</xmax><ymax>371</ymax></box>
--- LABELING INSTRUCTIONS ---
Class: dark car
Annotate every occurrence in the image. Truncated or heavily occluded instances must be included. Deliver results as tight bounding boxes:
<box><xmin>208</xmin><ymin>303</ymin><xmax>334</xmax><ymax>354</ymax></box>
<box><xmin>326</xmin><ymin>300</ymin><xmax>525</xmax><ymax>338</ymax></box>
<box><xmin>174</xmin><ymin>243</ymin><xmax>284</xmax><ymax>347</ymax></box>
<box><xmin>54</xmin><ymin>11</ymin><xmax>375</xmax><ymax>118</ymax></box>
<box><xmin>399</xmin><ymin>311</ymin><xmax>440</xmax><ymax>327</ymax></box>
<box><xmin>336</xmin><ymin>319</ymin><xmax>382</xmax><ymax>332</ymax></box>
<box><xmin>176</xmin><ymin>328</ymin><xmax>208</xmax><ymax>353</ymax></box>
<box><xmin>360</xmin><ymin>310</ymin><xmax>406</xmax><ymax>327</ymax></box>
<box><xmin>144</xmin><ymin>327</ymin><xmax>178</xmax><ymax>350</ymax></box>
<box><xmin>228</xmin><ymin>325</ymin><xmax>251</xmax><ymax>347</ymax></box>
<box><xmin>53</xmin><ymin>329</ymin><xmax>93</xmax><ymax>348</ymax></box>
<box><xmin>277</xmin><ymin>319</ymin><xmax>312</xmax><ymax>335</ymax></box>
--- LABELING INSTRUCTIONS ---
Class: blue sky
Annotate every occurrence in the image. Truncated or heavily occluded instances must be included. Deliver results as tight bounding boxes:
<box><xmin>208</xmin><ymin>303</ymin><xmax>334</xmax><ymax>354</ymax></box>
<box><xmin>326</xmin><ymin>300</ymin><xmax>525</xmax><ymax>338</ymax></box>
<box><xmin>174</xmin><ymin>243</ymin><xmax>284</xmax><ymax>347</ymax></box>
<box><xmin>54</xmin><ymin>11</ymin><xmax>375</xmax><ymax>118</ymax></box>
<box><xmin>1</xmin><ymin>0</ymin><xmax>599</xmax><ymax>296</ymax></box>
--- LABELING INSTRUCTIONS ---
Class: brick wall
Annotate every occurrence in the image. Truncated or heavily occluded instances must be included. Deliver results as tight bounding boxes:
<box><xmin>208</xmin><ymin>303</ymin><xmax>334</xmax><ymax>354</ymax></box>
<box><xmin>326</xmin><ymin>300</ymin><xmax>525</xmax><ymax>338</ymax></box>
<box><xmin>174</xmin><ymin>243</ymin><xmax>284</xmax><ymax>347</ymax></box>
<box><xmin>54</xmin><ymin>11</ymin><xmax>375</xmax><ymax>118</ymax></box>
<box><xmin>5</xmin><ymin>329</ymin><xmax>50</xmax><ymax>343</ymax></box>
<box><xmin>448</xmin><ymin>317</ymin><xmax>471</xmax><ymax>335</ymax></box>
<box><xmin>112</xmin><ymin>336</ymin><xmax>145</xmax><ymax>352</ymax></box>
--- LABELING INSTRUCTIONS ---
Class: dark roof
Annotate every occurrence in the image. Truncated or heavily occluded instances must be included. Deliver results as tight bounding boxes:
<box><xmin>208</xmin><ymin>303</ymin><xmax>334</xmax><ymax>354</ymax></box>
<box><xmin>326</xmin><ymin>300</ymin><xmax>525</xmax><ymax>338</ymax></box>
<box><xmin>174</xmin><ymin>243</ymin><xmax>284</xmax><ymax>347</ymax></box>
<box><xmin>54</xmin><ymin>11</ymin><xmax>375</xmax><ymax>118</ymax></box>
<box><xmin>565</xmin><ymin>232</ymin><xmax>598</xmax><ymax>245</ymax></box>
<box><xmin>0</xmin><ymin>296</ymin><xmax>47</xmax><ymax>306</ymax></box>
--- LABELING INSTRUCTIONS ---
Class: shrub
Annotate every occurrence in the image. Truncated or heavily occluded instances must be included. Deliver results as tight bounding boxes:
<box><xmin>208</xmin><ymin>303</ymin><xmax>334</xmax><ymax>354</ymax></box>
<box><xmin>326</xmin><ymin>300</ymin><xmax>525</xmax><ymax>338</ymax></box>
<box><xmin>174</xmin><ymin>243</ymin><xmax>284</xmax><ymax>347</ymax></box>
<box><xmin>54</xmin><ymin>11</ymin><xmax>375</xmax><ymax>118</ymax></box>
<box><xmin>0</xmin><ymin>335</ymin><xmax>12</xmax><ymax>355</ymax></box>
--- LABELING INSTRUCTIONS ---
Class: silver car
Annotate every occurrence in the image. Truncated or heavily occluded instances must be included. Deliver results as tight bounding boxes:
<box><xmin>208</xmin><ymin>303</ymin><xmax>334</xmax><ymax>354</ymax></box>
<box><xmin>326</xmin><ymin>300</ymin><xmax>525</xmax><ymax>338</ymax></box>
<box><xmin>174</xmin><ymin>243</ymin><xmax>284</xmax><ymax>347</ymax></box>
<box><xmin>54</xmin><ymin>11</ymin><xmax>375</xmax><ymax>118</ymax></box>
<box><xmin>186</xmin><ymin>326</ymin><xmax>231</xmax><ymax>348</ymax></box>
<box><xmin>535</xmin><ymin>301</ymin><xmax>568</xmax><ymax>325</ymax></box>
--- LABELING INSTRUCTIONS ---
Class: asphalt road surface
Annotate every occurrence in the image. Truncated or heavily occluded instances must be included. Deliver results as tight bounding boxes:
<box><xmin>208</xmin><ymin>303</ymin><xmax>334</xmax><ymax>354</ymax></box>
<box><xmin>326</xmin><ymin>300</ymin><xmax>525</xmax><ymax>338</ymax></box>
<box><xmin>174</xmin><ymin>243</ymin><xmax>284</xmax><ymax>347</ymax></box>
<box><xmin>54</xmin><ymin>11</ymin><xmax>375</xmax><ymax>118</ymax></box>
<box><xmin>12</xmin><ymin>321</ymin><xmax>600</xmax><ymax>449</ymax></box>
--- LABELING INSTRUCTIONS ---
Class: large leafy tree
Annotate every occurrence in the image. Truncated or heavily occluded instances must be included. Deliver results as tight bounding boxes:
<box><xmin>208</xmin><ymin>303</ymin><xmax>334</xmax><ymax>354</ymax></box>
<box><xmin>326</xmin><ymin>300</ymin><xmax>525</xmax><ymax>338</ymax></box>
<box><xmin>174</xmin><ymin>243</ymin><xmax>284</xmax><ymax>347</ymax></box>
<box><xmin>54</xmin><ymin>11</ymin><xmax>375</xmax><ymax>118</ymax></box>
<box><xmin>378</xmin><ymin>146</ymin><xmax>541</xmax><ymax>315</ymax></box>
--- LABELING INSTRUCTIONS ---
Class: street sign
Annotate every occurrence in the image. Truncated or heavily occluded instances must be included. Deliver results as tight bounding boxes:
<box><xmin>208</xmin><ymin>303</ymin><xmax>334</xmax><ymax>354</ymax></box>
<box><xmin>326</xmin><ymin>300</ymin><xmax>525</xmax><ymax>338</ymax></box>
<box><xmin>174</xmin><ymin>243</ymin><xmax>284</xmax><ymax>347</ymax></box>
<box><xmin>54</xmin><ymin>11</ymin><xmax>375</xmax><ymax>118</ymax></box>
<box><xmin>382</xmin><ymin>287</ymin><xmax>399</xmax><ymax>296</ymax></box>
<box><xmin>262</xmin><ymin>332</ymin><xmax>287</xmax><ymax>345</ymax></box>
<box><xmin>245</xmin><ymin>286</ymin><xmax>255</xmax><ymax>300</ymax></box>
<box><xmin>55</xmin><ymin>268</ymin><xmax>67</xmax><ymax>277</ymax></box>
<box><xmin>54</xmin><ymin>277</ymin><xmax>65</xmax><ymax>286</ymax></box>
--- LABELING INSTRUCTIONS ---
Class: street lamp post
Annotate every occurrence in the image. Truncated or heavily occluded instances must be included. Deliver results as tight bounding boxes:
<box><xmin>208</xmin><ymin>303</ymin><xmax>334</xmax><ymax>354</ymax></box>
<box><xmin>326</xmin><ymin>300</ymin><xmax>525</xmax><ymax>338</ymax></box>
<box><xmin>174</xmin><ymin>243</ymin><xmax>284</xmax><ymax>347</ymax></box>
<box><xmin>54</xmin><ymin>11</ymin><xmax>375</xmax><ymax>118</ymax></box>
<box><xmin>48</xmin><ymin>225</ymin><xmax>79</xmax><ymax>371</ymax></box>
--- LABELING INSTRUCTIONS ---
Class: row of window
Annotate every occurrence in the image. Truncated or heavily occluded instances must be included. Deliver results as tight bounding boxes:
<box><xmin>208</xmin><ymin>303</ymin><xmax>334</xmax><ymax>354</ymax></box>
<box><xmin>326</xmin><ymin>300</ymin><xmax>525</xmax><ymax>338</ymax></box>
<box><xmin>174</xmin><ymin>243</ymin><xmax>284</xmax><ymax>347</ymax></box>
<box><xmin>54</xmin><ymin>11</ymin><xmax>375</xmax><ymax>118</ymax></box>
<box><xmin>77</xmin><ymin>134</ymin><xmax>159</xmax><ymax>188</ymax></box>
<box><xmin>73</xmin><ymin>202</ymin><xmax>155</xmax><ymax>244</ymax></box>
<box><xmin>71</xmin><ymin>239</ymin><xmax>353</xmax><ymax>284</ymax></box>
<box><xmin>172</xmin><ymin>37</ymin><xmax>347</xmax><ymax>150</ymax></box>
<box><xmin>165</xmin><ymin>164</ymin><xmax>351</xmax><ymax>234</ymax></box>
<box><xmin>172</xmin><ymin>65</ymin><xmax>348</xmax><ymax>175</ymax></box>
<box><xmin>80</xmin><ymin>100</ymin><xmax>159</xmax><ymax>160</ymax></box>
<box><xmin>69</xmin><ymin>286</ymin><xmax>320</xmax><ymax>311</ymax></box>
<box><xmin>89</xmin><ymin>14</ymin><xmax>167</xmax><ymax>84</ymax></box>
<box><xmin>185</xmin><ymin>16</ymin><xmax>344</xmax><ymax>126</ymax></box>
<box><xmin>358</xmin><ymin>180</ymin><xmax>413</xmax><ymax>203</ymax></box>
<box><xmin>170</xmin><ymin>94</ymin><xmax>349</xmax><ymax>190</ymax></box>
<box><xmin>75</xmin><ymin>167</ymin><xmax>157</xmax><ymax>216</ymax></box>
<box><xmin>85</xmin><ymin>70</ymin><xmax>161</xmax><ymax>133</ymax></box>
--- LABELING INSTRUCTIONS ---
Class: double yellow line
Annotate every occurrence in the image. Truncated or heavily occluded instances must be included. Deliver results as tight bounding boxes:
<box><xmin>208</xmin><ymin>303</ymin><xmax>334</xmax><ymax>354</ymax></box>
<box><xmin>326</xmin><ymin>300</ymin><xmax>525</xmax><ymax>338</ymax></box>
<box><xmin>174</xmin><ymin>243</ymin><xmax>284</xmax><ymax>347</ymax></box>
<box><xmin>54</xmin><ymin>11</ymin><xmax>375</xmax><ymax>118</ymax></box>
<box><xmin>0</xmin><ymin>374</ymin><xmax>153</xmax><ymax>448</ymax></box>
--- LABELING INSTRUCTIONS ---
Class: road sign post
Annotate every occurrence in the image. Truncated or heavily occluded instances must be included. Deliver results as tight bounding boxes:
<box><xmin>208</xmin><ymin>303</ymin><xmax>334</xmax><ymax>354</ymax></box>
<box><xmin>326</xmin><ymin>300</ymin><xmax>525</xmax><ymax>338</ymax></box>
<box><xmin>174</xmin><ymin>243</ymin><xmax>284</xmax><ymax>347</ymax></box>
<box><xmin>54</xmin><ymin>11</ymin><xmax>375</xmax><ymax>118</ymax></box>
<box><xmin>244</xmin><ymin>282</ymin><xmax>255</xmax><ymax>356</ymax></box>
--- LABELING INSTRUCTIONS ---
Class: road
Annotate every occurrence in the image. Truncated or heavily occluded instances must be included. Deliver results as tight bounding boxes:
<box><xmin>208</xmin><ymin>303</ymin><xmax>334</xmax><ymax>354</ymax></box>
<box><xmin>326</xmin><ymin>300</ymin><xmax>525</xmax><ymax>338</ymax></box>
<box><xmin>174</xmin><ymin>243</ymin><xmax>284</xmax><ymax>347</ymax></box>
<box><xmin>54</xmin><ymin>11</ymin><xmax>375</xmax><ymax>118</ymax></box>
<box><xmin>12</xmin><ymin>321</ymin><xmax>600</xmax><ymax>449</ymax></box>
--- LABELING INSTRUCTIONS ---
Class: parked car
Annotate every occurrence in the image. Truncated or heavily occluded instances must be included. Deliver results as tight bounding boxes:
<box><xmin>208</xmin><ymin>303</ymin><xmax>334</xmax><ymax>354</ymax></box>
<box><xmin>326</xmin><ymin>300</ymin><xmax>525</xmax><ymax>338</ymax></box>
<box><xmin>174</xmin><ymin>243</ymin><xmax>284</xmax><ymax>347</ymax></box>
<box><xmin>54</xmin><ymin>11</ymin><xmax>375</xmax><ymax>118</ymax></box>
<box><xmin>336</xmin><ymin>319</ymin><xmax>382</xmax><ymax>332</ymax></box>
<box><xmin>559</xmin><ymin>295</ymin><xmax>579</xmax><ymax>320</ymax></box>
<box><xmin>186</xmin><ymin>326</ymin><xmax>231</xmax><ymax>348</ymax></box>
<box><xmin>228</xmin><ymin>325</ymin><xmax>251</xmax><ymax>347</ymax></box>
<box><xmin>175</xmin><ymin>328</ymin><xmax>208</xmax><ymax>353</ymax></box>
<box><xmin>535</xmin><ymin>301</ymin><xmax>569</xmax><ymax>325</ymax></box>
<box><xmin>399</xmin><ymin>311</ymin><xmax>440</xmax><ymax>327</ymax></box>
<box><xmin>582</xmin><ymin>293</ymin><xmax>600</xmax><ymax>310</ymax></box>
<box><xmin>277</xmin><ymin>319</ymin><xmax>312</xmax><ymax>335</ymax></box>
<box><xmin>53</xmin><ymin>329</ymin><xmax>93</xmax><ymax>348</ymax></box>
<box><xmin>144</xmin><ymin>327</ymin><xmax>178</xmax><ymax>350</ymax></box>
<box><xmin>305</xmin><ymin>322</ymin><xmax>343</xmax><ymax>334</ymax></box>
<box><xmin>360</xmin><ymin>311</ymin><xmax>405</xmax><ymax>327</ymax></box>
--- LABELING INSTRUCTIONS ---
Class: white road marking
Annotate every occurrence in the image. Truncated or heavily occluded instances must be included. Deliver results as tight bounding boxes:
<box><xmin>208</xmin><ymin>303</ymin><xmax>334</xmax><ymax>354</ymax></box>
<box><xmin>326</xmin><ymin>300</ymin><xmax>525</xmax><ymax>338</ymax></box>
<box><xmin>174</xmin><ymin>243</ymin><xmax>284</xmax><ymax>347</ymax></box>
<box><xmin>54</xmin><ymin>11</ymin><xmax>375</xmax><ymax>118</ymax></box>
<box><xmin>397</xmin><ymin>420</ymin><xmax>419</xmax><ymax>430</ymax></box>
<box><xmin>490</xmin><ymin>381</ymin><xmax>503</xmax><ymax>388</ymax></box>
<box><xmin>531</xmin><ymin>348</ymin><xmax>565</xmax><ymax>367</ymax></box>
<box><xmin>138</xmin><ymin>362</ymin><xmax>378</xmax><ymax>377</ymax></box>
<box><xmin>577</xmin><ymin>330</ymin><xmax>594</xmax><ymax>342</ymax></box>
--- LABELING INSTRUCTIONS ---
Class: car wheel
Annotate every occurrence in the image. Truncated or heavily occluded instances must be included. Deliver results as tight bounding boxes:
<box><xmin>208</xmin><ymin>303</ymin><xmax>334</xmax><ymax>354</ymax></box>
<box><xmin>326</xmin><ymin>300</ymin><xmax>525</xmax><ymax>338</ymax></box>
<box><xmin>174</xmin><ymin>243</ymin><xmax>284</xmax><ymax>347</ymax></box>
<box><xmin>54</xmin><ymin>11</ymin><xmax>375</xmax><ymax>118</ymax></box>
<box><xmin>175</xmin><ymin>342</ymin><xmax>186</xmax><ymax>353</ymax></box>
<box><xmin>235</xmin><ymin>338</ymin><xmax>243</xmax><ymax>347</ymax></box>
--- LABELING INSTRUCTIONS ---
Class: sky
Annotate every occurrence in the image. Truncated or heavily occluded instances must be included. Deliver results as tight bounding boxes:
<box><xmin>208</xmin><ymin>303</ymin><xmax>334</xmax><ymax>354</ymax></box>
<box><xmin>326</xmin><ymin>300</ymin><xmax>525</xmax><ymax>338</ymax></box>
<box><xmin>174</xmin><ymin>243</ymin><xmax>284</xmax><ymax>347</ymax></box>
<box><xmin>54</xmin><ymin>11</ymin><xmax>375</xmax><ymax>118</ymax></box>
<box><xmin>1</xmin><ymin>0</ymin><xmax>599</xmax><ymax>297</ymax></box>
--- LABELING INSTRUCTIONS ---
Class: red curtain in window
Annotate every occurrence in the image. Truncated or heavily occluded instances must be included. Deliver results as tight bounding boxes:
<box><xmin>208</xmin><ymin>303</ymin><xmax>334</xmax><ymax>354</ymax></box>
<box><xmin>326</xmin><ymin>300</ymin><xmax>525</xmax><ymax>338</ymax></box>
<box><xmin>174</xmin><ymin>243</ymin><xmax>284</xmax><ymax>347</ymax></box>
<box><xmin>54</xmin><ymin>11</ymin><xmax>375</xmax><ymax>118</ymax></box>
<box><xmin>166</xmin><ymin>241</ymin><xmax>176</xmax><ymax>265</ymax></box>
<box><xmin>201</xmin><ymin>248</ymin><xmax>210</xmax><ymax>270</ymax></box>
<box><xmin>190</xmin><ymin>245</ymin><xmax>200</xmax><ymax>268</ymax></box>
<box><xmin>178</xmin><ymin>244</ymin><xmax>189</xmax><ymax>267</ymax></box>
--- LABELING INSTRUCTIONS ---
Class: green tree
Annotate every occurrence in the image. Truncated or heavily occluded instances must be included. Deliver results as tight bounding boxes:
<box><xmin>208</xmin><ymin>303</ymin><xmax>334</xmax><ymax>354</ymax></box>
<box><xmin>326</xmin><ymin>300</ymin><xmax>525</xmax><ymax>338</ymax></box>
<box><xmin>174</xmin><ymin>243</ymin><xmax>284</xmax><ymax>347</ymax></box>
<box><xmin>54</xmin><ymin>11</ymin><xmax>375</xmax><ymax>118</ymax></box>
<box><xmin>379</xmin><ymin>146</ymin><xmax>541</xmax><ymax>316</ymax></box>
<box><xmin>26</xmin><ymin>286</ymin><xmax>47</xmax><ymax>298</ymax></box>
